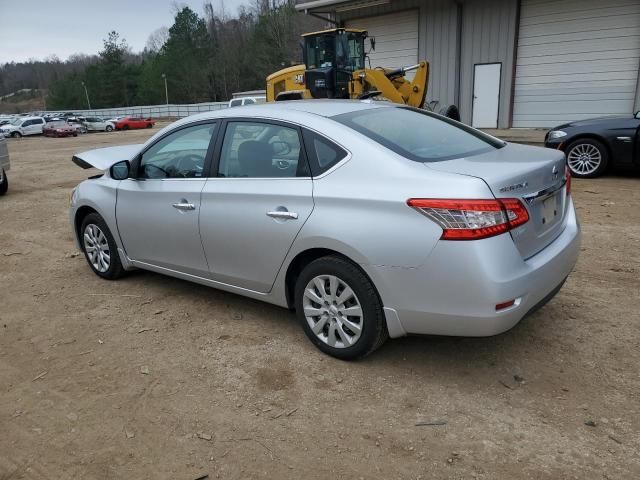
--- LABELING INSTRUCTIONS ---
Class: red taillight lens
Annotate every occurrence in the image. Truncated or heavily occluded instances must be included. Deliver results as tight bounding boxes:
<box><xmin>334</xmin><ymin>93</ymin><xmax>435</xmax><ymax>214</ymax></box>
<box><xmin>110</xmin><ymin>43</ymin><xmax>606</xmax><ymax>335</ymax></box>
<box><xmin>407</xmin><ymin>198</ymin><xmax>529</xmax><ymax>240</ymax></box>
<box><xmin>565</xmin><ymin>165</ymin><xmax>571</xmax><ymax>196</ymax></box>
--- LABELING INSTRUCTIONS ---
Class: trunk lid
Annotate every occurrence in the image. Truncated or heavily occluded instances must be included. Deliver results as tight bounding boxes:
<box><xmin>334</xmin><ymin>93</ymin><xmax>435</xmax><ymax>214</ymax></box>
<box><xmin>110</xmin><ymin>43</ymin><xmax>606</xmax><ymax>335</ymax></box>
<box><xmin>427</xmin><ymin>142</ymin><xmax>568</xmax><ymax>259</ymax></box>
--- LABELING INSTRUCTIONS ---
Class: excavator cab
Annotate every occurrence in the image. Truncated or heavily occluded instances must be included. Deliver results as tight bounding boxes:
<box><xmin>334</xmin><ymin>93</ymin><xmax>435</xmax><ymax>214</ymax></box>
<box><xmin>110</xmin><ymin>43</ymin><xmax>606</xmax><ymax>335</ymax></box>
<box><xmin>302</xmin><ymin>28</ymin><xmax>367</xmax><ymax>99</ymax></box>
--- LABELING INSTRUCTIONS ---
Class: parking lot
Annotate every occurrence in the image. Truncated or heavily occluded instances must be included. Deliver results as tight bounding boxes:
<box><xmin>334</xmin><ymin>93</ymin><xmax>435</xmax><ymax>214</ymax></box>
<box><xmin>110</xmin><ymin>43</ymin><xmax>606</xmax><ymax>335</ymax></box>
<box><xmin>1</xmin><ymin>130</ymin><xmax>639</xmax><ymax>479</ymax></box>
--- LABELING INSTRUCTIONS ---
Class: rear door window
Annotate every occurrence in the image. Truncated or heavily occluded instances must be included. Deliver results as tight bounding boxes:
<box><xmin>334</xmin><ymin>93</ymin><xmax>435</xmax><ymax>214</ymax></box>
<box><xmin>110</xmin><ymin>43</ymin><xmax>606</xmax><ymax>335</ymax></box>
<box><xmin>332</xmin><ymin>107</ymin><xmax>503</xmax><ymax>162</ymax></box>
<box><xmin>217</xmin><ymin>121</ymin><xmax>308</xmax><ymax>178</ymax></box>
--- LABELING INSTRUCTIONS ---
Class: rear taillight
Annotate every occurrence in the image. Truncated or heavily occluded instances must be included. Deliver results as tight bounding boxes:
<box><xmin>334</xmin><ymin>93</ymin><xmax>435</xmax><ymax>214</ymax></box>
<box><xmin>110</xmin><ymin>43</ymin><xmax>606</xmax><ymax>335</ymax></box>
<box><xmin>407</xmin><ymin>198</ymin><xmax>529</xmax><ymax>240</ymax></box>
<box><xmin>565</xmin><ymin>165</ymin><xmax>571</xmax><ymax>196</ymax></box>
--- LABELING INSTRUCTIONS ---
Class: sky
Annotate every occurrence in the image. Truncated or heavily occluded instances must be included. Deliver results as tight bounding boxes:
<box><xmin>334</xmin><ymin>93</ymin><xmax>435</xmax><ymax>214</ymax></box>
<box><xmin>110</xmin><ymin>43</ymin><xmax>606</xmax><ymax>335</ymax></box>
<box><xmin>0</xmin><ymin>0</ymin><xmax>251</xmax><ymax>64</ymax></box>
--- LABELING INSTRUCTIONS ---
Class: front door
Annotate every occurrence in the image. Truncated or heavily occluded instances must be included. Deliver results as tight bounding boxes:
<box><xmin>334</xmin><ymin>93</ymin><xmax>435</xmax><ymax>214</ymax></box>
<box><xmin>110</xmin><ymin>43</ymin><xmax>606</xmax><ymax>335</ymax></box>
<box><xmin>116</xmin><ymin>121</ymin><xmax>218</xmax><ymax>277</ymax></box>
<box><xmin>200</xmin><ymin>120</ymin><xmax>314</xmax><ymax>293</ymax></box>
<box><xmin>472</xmin><ymin>63</ymin><xmax>501</xmax><ymax>128</ymax></box>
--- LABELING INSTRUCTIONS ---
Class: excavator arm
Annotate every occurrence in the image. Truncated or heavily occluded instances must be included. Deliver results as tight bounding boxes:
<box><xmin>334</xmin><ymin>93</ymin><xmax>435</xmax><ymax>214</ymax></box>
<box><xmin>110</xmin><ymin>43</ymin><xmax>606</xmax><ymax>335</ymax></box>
<box><xmin>351</xmin><ymin>61</ymin><xmax>429</xmax><ymax>108</ymax></box>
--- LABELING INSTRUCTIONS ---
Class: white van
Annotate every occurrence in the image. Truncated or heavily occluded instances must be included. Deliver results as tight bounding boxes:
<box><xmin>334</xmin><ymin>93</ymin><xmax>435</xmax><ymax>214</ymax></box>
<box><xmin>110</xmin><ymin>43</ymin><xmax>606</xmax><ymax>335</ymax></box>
<box><xmin>228</xmin><ymin>96</ymin><xmax>266</xmax><ymax>108</ymax></box>
<box><xmin>0</xmin><ymin>116</ymin><xmax>46</xmax><ymax>138</ymax></box>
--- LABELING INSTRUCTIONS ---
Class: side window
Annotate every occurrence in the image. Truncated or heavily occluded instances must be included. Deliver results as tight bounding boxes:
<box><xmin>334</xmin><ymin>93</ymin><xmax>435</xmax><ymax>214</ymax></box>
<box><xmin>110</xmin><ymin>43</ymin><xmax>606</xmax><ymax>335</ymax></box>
<box><xmin>229</xmin><ymin>99</ymin><xmax>242</xmax><ymax>107</ymax></box>
<box><xmin>302</xmin><ymin>130</ymin><xmax>348</xmax><ymax>176</ymax></box>
<box><xmin>138</xmin><ymin>123</ymin><xmax>216</xmax><ymax>179</ymax></box>
<box><xmin>22</xmin><ymin>120</ymin><xmax>32</xmax><ymax>127</ymax></box>
<box><xmin>218</xmin><ymin>121</ymin><xmax>308</xmax><ymax>178</ymax></box>
<box><xmin>243</xmin><ymin>98</ymin><xmax>256</xmax><ymax>105</ymax></box>
<box><xmin>36</xmin><ymin>119</ymin><xmax>44</xmax><ymax>124</ymax></box>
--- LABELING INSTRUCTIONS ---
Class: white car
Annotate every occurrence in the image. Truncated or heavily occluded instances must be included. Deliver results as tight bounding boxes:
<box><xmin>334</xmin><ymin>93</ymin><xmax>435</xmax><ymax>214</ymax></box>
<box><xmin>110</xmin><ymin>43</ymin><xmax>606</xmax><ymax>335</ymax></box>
<box><xmin>228</xmin><ymin>96</ymin><xmax>266</xmax><ymax>108</ymax></box>
<box><xmin>0</xmin><ymin>116</ymin><xmax>46</xmax><ymax>138</ymax></box>
<box><xmin>83</xmin><ymin>117</ymin><xmax>115</xmax><ymax>132</ymax></box>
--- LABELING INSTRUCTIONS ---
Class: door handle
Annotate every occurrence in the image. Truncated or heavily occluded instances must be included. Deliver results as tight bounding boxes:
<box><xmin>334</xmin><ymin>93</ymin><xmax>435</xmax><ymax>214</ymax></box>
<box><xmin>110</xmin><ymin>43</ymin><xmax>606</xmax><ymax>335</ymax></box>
<box><xmin>266</xmin><ymin>210</ymin><xmax>298</xmax><ymax>220</ymax></box>
<box><xmin>172</xmin><ymin>201</ymin><xmax>196</xmax><ymax>211</ymax></box>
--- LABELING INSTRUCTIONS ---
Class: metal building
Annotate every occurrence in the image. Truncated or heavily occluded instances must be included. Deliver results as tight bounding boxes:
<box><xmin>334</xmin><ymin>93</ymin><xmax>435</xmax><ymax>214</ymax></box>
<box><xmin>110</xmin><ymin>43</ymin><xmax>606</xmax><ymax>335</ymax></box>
<box><xmin>296</xmin><ymin>0</ymin><xmax>640</xmax><ymax>129</ymax></box>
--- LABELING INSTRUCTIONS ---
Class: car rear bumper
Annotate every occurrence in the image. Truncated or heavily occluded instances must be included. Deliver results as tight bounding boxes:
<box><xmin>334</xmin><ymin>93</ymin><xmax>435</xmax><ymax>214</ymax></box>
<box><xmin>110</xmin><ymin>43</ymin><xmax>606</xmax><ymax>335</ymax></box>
<box><xmin>365</xmin><ymin>200</ymin><xmax>581</xmax><ymax>338</ymax></box>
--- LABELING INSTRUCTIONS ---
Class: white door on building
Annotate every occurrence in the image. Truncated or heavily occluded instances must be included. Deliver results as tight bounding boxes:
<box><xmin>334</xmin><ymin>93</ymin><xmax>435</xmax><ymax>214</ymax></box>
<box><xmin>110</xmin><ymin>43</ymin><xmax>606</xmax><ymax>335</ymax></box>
<box><xmin>346</xmin><ymin>10</ymin><xmax>419</xmax><ymax>80</ymax></box>
<box><xmin>472</xmin><ymin>63</ymin><xmax>501</xmax><ymax>128</ymax></box>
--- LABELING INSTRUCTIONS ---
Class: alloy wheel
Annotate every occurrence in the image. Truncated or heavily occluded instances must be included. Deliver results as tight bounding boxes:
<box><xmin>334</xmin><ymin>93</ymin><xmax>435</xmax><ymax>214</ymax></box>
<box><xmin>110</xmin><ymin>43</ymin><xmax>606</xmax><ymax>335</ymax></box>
<box><xmin>303</xmin><ymin>274</ymin><xmax>363</xmax><ymax>348</ymax></box>
<box><xmin>567</xmin><ymin>143</ymin><xmax>601</xmax><ymax>176</ymax></box>
<box><xmin>83</xmin><ymin>224</ymin><xmax>111</xmax><ymax>273</ymax></box>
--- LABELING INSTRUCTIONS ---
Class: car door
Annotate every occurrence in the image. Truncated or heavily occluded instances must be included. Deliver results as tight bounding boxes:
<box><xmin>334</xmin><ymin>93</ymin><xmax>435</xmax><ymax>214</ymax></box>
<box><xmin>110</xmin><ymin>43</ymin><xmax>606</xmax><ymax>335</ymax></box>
<box><xmin>20</xmin><ymin>120</ymin><xmax>33</xmax><ymax>135</ymax></box>
<box><xmin>200</xmin><ymin>119</ymin><xmax>314</xmax><ymax>293</ymax></box>
<box><xmin>33</xmin><ymin>118</ymin><xmax>44</xmax><ymax>134</ymax></box>
<box><xmin>609</xmin><ymin>116</ymin><xmax>640</xmax><ymax>165</ymax></box>
<box><xmin>115</xmin><ymin>121</ymin><xmax>218</xmax><ymax>277</ymax></box>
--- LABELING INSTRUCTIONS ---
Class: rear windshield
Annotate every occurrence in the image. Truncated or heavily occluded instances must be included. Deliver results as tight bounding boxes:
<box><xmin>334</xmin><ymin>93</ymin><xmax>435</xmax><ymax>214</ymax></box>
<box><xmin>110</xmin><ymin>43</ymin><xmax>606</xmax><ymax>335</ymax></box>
<box><xmin>332</xmin><ymin>107</ymin><xmax>504</xmax><ymax>162</ymax></box>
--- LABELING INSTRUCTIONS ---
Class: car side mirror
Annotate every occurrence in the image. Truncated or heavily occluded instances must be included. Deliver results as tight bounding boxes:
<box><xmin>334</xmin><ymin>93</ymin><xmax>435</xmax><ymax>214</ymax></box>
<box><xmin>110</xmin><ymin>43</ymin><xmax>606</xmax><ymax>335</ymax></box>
<box><xmin>635</xmin><ymin>111</ymin><xmax>640</xmax><ymax>119</ymax></box>
<box><xmin>111</xmin><ymin>160</ymin><xmax>131</xmax><ymax>180</ymax></box>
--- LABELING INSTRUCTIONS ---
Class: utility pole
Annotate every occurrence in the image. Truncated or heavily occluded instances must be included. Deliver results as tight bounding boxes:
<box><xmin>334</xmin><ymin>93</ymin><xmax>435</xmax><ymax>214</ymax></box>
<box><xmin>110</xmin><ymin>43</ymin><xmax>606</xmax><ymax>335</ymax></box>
<box><xmin>81</xmin><ymin>81</ymin><xmax>91</xmax><ymax>110</ymax></box>
<box><xmin>161</xmin><ymin>73</ymin><xmax>169</xmax><ymax>105</ymax></box>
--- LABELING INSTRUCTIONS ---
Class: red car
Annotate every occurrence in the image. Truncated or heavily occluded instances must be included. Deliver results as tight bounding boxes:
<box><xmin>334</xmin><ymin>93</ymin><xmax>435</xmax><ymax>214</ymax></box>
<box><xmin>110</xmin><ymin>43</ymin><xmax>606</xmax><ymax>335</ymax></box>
<box><xmin>114</xmin><ymin>117</ymin><xmax>155</xmax><ymax>131</ymax></box>
<box><xmin>43</xmin><ymin>121</ymin><xmax>77</xmax><ymax>138</ymax></box>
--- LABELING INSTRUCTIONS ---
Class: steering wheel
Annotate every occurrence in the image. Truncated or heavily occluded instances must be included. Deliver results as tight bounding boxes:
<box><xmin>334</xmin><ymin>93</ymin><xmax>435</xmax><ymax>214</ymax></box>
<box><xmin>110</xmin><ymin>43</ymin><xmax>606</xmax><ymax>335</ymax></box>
<box><xmin>144</xmin><ymin>163</ymin><xmax>171</xmax><ymax>179</ymax></box>
<box><xmin>175</xmin><ymin>154</ymin><xmax>203</xmax><ymax>177</ymax></box>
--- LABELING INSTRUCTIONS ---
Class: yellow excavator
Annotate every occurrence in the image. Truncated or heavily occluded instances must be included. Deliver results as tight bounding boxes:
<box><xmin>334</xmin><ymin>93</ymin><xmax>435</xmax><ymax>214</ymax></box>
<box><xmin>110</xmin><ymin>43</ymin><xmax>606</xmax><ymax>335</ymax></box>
<box><xmin>266</xmin><ymin>28</ymin><xmax>460</xmax><ymax>120</ymax></box>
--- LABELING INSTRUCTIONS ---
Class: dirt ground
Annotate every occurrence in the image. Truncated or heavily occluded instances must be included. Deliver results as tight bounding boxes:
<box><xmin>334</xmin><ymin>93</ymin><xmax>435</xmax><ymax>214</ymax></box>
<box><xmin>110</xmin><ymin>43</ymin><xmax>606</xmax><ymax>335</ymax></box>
<box><xmin>1</xmin><ymin>127</ymin><xmax>639</xmax><ymax>480</ymax></box>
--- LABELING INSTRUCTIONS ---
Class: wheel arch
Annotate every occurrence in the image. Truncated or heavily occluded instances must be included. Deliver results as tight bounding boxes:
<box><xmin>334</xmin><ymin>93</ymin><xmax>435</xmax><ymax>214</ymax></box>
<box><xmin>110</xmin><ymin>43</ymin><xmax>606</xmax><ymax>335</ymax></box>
<box><xmin>283</xmin><ymin>247</ymin><xmax>383</xmax><ymax>310</ymax></box>
<box><xmin>74</xmin><ymin>205</ymin><xmax>99</xmax><ymax>243</ymax></box>
<box><xmin>562</xmin><ymin>133</ymin><xmax>612</xmax><ymax>158</ymax></box>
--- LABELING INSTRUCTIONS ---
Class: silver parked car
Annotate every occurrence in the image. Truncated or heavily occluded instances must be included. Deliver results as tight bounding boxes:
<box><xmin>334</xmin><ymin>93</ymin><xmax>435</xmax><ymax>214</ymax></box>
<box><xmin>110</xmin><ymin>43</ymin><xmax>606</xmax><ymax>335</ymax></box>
<box><xmin>0</xmin><ymin>134</ymin><xmax>9</xmax><ymax>195</ymax></box>
<box><xmin>69</xmin><ymin>101</ymin><xmax>580</xmax><ymax>359</ymax></box>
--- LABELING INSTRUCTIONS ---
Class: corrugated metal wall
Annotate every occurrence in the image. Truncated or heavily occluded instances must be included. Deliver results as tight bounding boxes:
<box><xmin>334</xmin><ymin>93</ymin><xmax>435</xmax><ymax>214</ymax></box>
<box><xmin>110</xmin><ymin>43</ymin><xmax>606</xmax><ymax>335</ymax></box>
<box><xmin>337</xmin><ymin>0</ymin><xmax>517</xmax><ymax>127</ymax></box>
<box><xmin>459</xmin><ymin>0</ymin><xmax>518</xmax><ymax>127</ymax></box>
<box><xmin>338</xmin><ymin>0</ymin><xmax>460</xmax><ymax>109</ymax></box>
<box><xmin>513</xmin><ymin>0</ymin><xmax>640</xmax><ymax>127</ymax></box>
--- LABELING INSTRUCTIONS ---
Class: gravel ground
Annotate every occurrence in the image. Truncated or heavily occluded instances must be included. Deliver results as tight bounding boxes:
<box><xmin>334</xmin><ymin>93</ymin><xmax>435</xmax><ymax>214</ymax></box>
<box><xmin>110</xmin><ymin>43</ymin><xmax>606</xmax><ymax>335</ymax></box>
<box><xmin>1</xmin><ymin>128</ymin><xmax>639</xmax><ymax>479</ymax></box>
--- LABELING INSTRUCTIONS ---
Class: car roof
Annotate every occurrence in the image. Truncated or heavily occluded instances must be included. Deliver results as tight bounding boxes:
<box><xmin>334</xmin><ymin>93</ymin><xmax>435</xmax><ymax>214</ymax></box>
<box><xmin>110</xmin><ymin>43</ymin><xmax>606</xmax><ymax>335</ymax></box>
<box><xmin>188</xmin><ymin>100</ymin><xmax>392</xmax><ymax>123</ymax></box>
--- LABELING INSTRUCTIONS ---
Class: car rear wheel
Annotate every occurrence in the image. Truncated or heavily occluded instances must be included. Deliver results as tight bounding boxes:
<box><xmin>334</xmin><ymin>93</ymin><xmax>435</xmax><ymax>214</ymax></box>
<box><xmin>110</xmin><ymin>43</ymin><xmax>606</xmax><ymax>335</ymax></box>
<box><xmin>294</xmin><ymin>255</ymin><xmax>388</xmax><ymax>360</ymax></box>
<box><xmin>11</xmin><ymin>131</ymin><xmax>21</xmax><ymax>138</ymax></box>
<box><xmin>566</xmin><ymin>139</ymin><xmax>608</xmax><ymax>178</ymax></box>
<box><xmin>80</xmin><ymin>213</ymin><xmax>125</xmax><ymax>280</ymax></box>
<box><xmin>122</xmin><ymin>125</ymin><xmax>129</xmax><ymax>131</ymax></box>
<box><xmin>0</xmin><ymin>169</ymin><xmax>8</xmax><ymax>195</ymax></box>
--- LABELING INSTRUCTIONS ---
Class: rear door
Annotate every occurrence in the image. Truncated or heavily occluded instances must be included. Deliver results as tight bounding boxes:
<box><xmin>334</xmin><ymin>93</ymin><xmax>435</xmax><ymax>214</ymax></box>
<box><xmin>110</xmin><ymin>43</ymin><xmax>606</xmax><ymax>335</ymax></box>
<box><xmin>116</xmin><ymin>121</ymin><xmax>218</xmax><ymax>276</ymax></box>
<box><xmin>199</xmin><ymin>119</ymin><xmax>314</xmax><ymax>292</ymax></box>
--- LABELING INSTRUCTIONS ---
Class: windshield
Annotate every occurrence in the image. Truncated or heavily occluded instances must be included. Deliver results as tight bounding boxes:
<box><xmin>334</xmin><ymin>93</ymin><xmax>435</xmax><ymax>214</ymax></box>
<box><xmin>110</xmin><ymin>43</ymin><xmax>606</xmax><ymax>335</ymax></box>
<box><xmin>10</xmin><ymin>118</ymin><xmax>22</xmax><ymax>126</ymax></box>
<box><xmin>333</xmin><ymin>107</ymin><xmax>504</xmax><ymax>162</ymax></box>
<box><xmin>336</xmin><ymin>32</ymin><xmax>365</xmax><ymax>71</ymax></box>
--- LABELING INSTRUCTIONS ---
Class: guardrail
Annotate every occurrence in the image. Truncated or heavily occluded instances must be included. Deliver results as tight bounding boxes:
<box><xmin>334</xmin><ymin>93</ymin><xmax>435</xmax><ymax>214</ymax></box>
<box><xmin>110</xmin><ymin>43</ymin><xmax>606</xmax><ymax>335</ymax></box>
<box><xmin>42</xmin><ymin>101</ymin><xmax>228</xmax><ymax>119</ymax></box>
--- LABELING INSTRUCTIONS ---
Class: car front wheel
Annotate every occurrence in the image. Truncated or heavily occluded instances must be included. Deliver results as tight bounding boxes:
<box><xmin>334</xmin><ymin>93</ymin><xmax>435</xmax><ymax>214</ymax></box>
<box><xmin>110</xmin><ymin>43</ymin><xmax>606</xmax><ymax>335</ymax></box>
<box><xmin>80</xmin><ymin>213</ymin><xmax>125</xmax><ymax>280</ymax></box>
<box><xmin>0</xmin><ymin>169</ymin><xmax>8</xmax><ymax>195</ymax></box>
<box><xmin>105</xmin><ymin>125</ymin><xmax>113</xmax><ymax>132</ymax></box>
<box><xmin>566</xmin><ymin>139</ymin><xmax>608</xmax><ymax>178</ymax></box>
<box><xmin>11</xmin><ymin>131</ymin><xmax>21</xmax><ymax>138</ymax></box>
<box><xmin>294</xmin><ymin>255</ymin><xmax>388</xmax><ymax>360</ymax></box>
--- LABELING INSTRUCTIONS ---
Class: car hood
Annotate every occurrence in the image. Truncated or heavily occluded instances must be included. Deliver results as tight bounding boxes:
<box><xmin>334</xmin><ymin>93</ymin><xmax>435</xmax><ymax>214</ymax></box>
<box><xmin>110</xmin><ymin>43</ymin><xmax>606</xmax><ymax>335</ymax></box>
<box><xmin>554</xmin><ymin>115</ymin><xmax>633</xmax><ymax>129</ymax></box>
<box><xmin>72</xmin><ymin>144</ymin><xmax>143</xmax><ymax>170</ymax></box>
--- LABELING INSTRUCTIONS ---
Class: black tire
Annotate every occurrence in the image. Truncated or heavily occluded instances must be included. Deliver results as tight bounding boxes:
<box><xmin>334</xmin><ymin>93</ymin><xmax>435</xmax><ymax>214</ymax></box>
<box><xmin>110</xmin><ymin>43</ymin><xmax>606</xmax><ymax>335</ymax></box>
<box><xmin>564</xmin><ymin>138</ymin><xmax>609</xmax><ymax>178</ymax></box>
<box><xmin>11</xmin><ymin>131</ymin><xmax>21</xmax><ymax>138</ymax></box>
<box><xmin>146</xmin><ymin>123</ymin><xmax>153</xmax><ymax>128</ymax></box>
<box><xmin>122</xmin><ymin>125</ymin><xmax>129</xmax><ymax>131</ymax></box>
<box><xmin>0</xmin><ymin>169</ymin><xmax>8</xmax><ymax>196</ymax></box>
<box><xmin>294</xmin><ymin>255</ymin><xmax>388</xmax><ymax>360</ymax></box>
<box><xmin>105</xmin><ymin>125</ymin><xmax>113</xmax><ymax>132</ymax></box>
<box><xmin>439</xmin><ymin>104</ymin><xmax>461</xmax><ymax>121</ymax></box>
<box><xmin>79</xmin><ymin>213</ymin><xmax>125</xmax><ymax>280</ymax></box>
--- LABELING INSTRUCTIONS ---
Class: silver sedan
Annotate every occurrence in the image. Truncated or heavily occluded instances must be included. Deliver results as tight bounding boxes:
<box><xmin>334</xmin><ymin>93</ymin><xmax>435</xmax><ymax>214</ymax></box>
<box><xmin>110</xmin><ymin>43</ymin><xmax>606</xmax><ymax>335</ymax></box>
<box><xmin>69</xmin><ymin>101</ymin><xmax>580</xmax><ymax>359</ymax></box>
